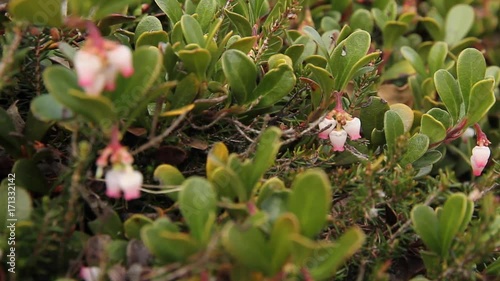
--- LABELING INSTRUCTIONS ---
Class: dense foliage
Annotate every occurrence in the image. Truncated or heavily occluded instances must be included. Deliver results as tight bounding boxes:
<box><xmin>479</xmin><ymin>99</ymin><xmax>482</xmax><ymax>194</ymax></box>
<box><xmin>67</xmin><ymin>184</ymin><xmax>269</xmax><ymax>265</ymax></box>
<box><xmin>0</xmin><ymin>0</ymin><xmax>499</xmax><ymax>280</ymax></box>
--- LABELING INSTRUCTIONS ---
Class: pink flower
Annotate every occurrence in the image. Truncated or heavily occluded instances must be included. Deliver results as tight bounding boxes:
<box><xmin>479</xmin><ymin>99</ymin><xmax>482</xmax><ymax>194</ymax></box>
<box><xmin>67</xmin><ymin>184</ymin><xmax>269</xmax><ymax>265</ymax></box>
<box><xmin>344</xmin><ymin>117</ymin><xmax>361</xmax><ymax>140</ymax></box>
<box><xmin>318</xmin><ymin>118</ymin><xmax>337</xmax><ymax>139</ymax></box>
<box><xmin>107</xmin><ymin>45</ymin><xmax>134</xmax><ymax>77</ymax></box>
<box><xmin>470</xmin><ymin>146</ymin><xmax>490</xmax><ymax>176</ymax></box>
<box><xmin>80</xmin><ymin>266</ymin><xmax>100</xmax><ymax>281</ymax></box>
<box><xmin>105</xmin><ymin>167</ymin><xmax>143</xmax><ymax>200</ymax></box>
<box><xmin>329</xmin><ymin>129</ymin><xmax>347</xmax><ymax>151</ymax></box>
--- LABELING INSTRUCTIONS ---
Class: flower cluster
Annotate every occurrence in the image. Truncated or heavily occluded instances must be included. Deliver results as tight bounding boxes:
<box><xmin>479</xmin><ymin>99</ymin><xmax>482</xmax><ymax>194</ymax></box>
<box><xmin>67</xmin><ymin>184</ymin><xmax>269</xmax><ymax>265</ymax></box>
<box><xmin>74</xmin><ymin>24</ymin><xmax>133</xmax><ymax>96</ymax></box>
<box><xmin>96</xmin><ymin>127</ymin><xmax>143</xmax><ymax>200</ymax></box>
<box><xmin>469</xmin><ymin>124</ymin><xmax>491</xmax><ymax>176</ymax></box>
<box><xmin>317</xmin><ymin>92</ymin><xmax>362</xmax><ymax>151</ymax></box>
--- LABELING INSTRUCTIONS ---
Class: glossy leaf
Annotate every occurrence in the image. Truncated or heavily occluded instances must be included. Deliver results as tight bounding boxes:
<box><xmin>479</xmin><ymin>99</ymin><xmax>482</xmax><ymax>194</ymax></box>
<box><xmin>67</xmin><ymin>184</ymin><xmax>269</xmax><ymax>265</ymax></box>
<box><xmin>400</xmin><ymin>133</ymin><xmax>430</xmax><ymax>166</ymax></box>
<box><xmin>401</xmin><ymin>46</ymin><xmax>427</xmax><ymax>77</ymax></box>
<box><xmin>457</xmin><ymin>48</ymin><xmax>486</xmax><ymax>110</ymax></box>
<box><xmin>384</xmin><ymin>110</ymin><xmax>405</xmax><ymax>155</ymax></box>
<box><xmin>136</xmin><ymin>30</ymin><xmax>169</xmax><ymax>47</ymax></box>
<box><xmin>206</xmin><ymin>142</ymin><xmax>229</xmax><ymax>179</ymax></box>
<box><xmin>269</xmin><ymin>214</ymin><xmax>300</xmax><ymax>274</ymax></box>
<box><xmin>412</xmin><ymin>150</ymin><xmax>443</xmax><ymax>169</ymax></box>
<box><xmin>439</xmin><ymin>193</ymin><xmax>469</xmax><ymax>258</ymax></box>
<box><xmin>360</xmin><ymin>97</ymin><xmax>390</xmax><ymax>142</ymax></box>
<box><xmin>466</xmin><ymin>79</ymin><xmax>495</xmax><ymax>126</ymax></box>
<box><xmin>434</xmin><ymin>69</ymin><xmax>463</xmax><ymax>123</ymax></box>
<box><xmin>383</xmin><ymin>21</ymin><xmax>407</xmax><ymax>49</ymax></box>
<box><xmin>124</xmin><ymin>214</ymin><xmax>153</xmax><ymax>240</ymax></box>
<box><xmin>310</xmin><ymin>227</ymin><xmax>366</xmax><ymax>280</ymax></box>
<box><xmin>420</xmin><ymin>114</ymin><xmax>446</xmax><ymax>144</ymax></box>
<box><xmin>427</xmin><ymin>108</ymin><xmax>452</xmax><ymax>129</ymax></box>
<box><xmin>390</xmin><ymin>103</ymin><xmax>414</xmax><ymax>133</ymax></box>
<box><xmin>445</xmin><ymin>4</ymin><xmax>474</xmax><ymax>46</ymax></box>
<box><xmin>169</xmin><ymin>73</ymin><xmax>200</xmax><ymax>110</ymax></box>
<box><xmin>428</xmin><ymin>42</ymin><xmax>448</xmax><ymax>76</ymax></box>
<box><xmin>141</xmin><ymin>223</ymin><xmax>198</xmax><ymax>263</ymax></box>
<box><xmin>252</xmin><ymin>64</ymin><xmax>296</xmax><ymax>108</ymax></box>
<box><xmin>9</xmin><ymin>0</ymin><xmax>62</xmax><ymax>26</ymax></box>
<box><xmin>178</xmin><ymin>47</ymin><xmax>211</xmax><ymax>81</ymax></box>
<box><xmin>196</xmin><ymin>0</ymin><xmax>217</xmax><ymax>31</ymax></box>
<box><xmin>411</xmin><ymin>205</ymin><xmax>441</xmax><ymax>254</ymax></box>
<box><xmin>30</xmin><ymin>94</ymin><xmax>74</xmax><ymax>122</ymax></box>
<box><xmin>179</xmin><ymin>177</ymin><xmax>217</xmax><ymax>243</ymax></box>
<box><xmin>221</xmin><ymin>49</ymin><xmax>257</xmax><ymax>104</ymax></box>
<box><xmin>181</xmin><ymin>15</ymin><xmax>205</xmax><ymax>46</ymax></box>
<box><xmin>225</xmin><ymin>9</ymin><xmax>253</xmax><ymax>37</ymax></box>
<box><xmin>421</xmin><ymin>17</ymin><xmax>443</xmax><ymax>41</ymax></box>
<box><xmin>134</xmin><ymin>16</ymin><xmax>163</xmax><ymax>43</ymax></box>
<box><xmin>155</xmin><ymin>0</ymin><xmax>183</xmax><ymax>24</ymax></box>
<box><xmin>307</xmin><ymin>64</ymin><xmax>335</xmax><ymax>94</ymax></box>
<box><xmin>288</xmin><ymin>169</ymin><xmax>332</xmax><ymax>238</ymax></box>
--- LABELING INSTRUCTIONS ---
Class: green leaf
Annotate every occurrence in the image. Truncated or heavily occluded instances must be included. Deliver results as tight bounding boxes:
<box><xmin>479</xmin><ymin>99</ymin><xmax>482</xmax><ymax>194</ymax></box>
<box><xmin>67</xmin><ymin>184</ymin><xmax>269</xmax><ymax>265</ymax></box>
<box><xmin>134</xmin><ymin>16</ymin><xmax>163</xmax><ymax>43</ymax></box>
<box><xmin>211</xmin><ymin>166</ymin><xmax>247</xmax><ymax>201</ymax></box>
<box><xmin>196</xmin><ymin>0</ymin><xmax>217</xmax><ymax>31</ymax></box>
<box><xmin>88</xmin><ymin>207</ymin><xmax>124</xmax><ymax>239</ymax></box>
<box><xmin>0</xmin><ymin>108</ymin><xmax>22</xmax><ymax>157</ymax></box>
<box><xmin>288</xmin><ymin>169</ymin><xmax>332</xmax><ymax>238</ymax></box>
<box><xmin>457</xmin><ymin>48</ymin><xmax>486</xmax><ymax>110</ymax></box>
<box><xmin>228</xmin><ymin>36</ymin><xmax>258</xmax><ymax>54</ymax></box>
<box><xmin>181</xmin><ymin>15</ymin><xmax>205</xmax><ymax>46</ymax></box>
<box><xmin>434</xmin><ymin>69</ymin><xmax>463</xmax><ymax>123</ymax></box>
<box><xmin>427</xmin><ymin>108</ymin><xmax>452</xmax><ymax>129</ymax></box>
<box><xmin>439</xmin><ymin>193</ymin><xmax>469</xmax><ymax>258</ymax></box>
<box><xmin>109</xmin><ymin>46</ymin><xmax>163</xmax><ymax>119</ymax></box>
<box><xmin>401</xmin><ymin>46</ymin><xmax>428</xmax><ymax>77</ymax></box>
<box><xmin>178</xmin><ymin>47</ymin><xmax>211</xmax><ymax>81</ymax></box>
<box><xmin>43</xmin><ymin>66</ymin><xmax>117</xmax><ymax>127</ymax></box>
<box><xmin>466</xmin><ymin>79</ymin><xmax>495</xmax><ymax>126</ymax></box>
<box><xmin>221</xmin><ymin>222</ymin><xmax>272</xmax><ymax>275</ymax></box>
<box><xmin>153</xmin><ymin>164</ymin><xmax>185</xmax><ymax>200</ymax></box>
<box><xmin>12</xmin><ymin>159</ymin><xmax>48</xmax><ymax>194</ymax></box>
<box><xmin>30</xmin><ymin>94</ymin><xmax>74</xmax><ymax>122</ymax></box>
<box><xmin>390</xmin><ymin>103</ymin><xmax>414</xmax><ymax>133</ymax></box>
<box><xmin>302</xmin><ymin>26</ymin><xmax>329</xmax><ymax>57</ymax></box>
<box><xmin>457</xmin><ymin>199</ymin><xmax>473</xmax><ymax>233</ymax></box>
<box><xmin>155</xmin><ymin>0</ymin><xmax>183</xmax><ymax>24</ymax></box>
<box><xmin>411</xmin><ymin>205</ymin><xmax>441</xmax><ymax>254</ymax></box>
<box><xmin>351</xmin><ymin>9</ymin><xmax>374</xmax><ymax>33</ymax></box>
<box><xmin>445</xmin><ymin>4</ymin><xmax>474</xmax><ymax>46</ymax></box>
<box><xmin>412</xmin><ymin>150</ymin><xmax>443</xmax><ymax>169</ymax></box>
<box><xmin>169</xmin><ymin>73</ymin><xmax>200</xmax><ymax>110</ymax></box>
<box><xmin>310</xmin><ymin>227</ymin><xmax>366</xmax><ymax>280</ymax></box>
<box><xmin>92</xmin><ymin>0</ymin><xmax>138</xmax><ymax>20</ymax></box>
<box><xmin>206</xmin><ymin>142</ymin><xmax>229</xmax><ymax>179</ymax></box>
<box><xmin>400</xmin><ymin>134</ymin><xmax>430</xmax><ymax>166</ymax></box>
<box><xmin>179</xmin><ymin>177</ymin><xmax>217</xmax><ymax>243</ymax></box>
<box><xmin>9</xmin><ymin>0</ymin><xmax>62</xmax><ymax>26</ymax></box>
<box><xmin>427</xmin><ymin>42</ymin><xmax>448</xmax><ymax>76</ymax></box>
<box><xmin>136</xmin><ymin>30</ymin><xmax>169</xmax><ymax>47</ymax></box>
<box><xmin>330</xmin><ymin>30</ymin><xmax>371</xmax><ymax>91</ymax></box>
<box><xmin>251</xmin><ymin>64</ymin><xmax>296</xmax><ymax>108</ymax></box>
<box><xmin>307</xmin><ymin>64</ymin><xmax>335</xmax><ymax>94</ymax></box>
<box><xmin>360</xmin><ymin>97</ymin><xmax>390</xmax><ymax>143</ymax></box>
<box><xmin>384</xmin><ymin>110</ymin><xmax>405</xmax><ymax>156</ymax></box>
<box><xmin>382</xmin><ymin>21</ymin><xmax>408</xmax><ymax>49</ymax></box>
<box><xmin>420</xmin><ymin>114</ymin><xmax>447</xmax><ymax>144</ymax></box>
<box><xmin>221</xmin><ymin>49</ymin><xmax>257</xmax><ymax>104</ymax></box>
<box><xmin>0</xmin><ymin>180</ymin><xmax>32</xmax><ymax>228</ymax></box>
<box><xmin>269</xmin><ymin>214</ymin><xmax>300</xmax><ymax>274</ymax></box>
<box><xmin>421</xmin><ymin>17</ymin><xmax>443</xmax><ymax>41</ymax></box>
<box><xmin>225</xmin><ymin>9</ymin><xmax>253</xmax><ymax>37</ymax></box>
<box><xmin>123</xmin><ymin>214</ymin><xmax>153</xmax><ymax>240</ymax></box>
<box><xmin>141</xmin><ymin>222</ymin><xmax>198</xmax><ymax>263</ymax></box>
<box><xmin>244</xmin><ymin>127</ymin><xmax>282</xmax><ymax>195</ymax></box>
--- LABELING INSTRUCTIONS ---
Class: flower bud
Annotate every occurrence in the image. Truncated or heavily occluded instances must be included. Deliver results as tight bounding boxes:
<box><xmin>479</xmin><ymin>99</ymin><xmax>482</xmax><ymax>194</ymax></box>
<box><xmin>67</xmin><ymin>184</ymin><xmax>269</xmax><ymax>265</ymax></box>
<box><xmin>470</xmin><ymin>145</ymin><xmax>490</xmax><ymax>176</ymax></box>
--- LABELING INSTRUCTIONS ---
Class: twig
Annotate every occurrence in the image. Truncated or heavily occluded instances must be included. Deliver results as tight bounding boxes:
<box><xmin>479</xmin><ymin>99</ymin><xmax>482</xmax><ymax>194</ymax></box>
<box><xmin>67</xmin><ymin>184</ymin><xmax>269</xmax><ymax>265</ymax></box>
<box><xmin>189</xmin><ymin>112</ymin><xmax>227</xmax><ymax>130</ymax></box>
<box><xmin>280</xmin><ymin>114</ymin><xmax>326</xmax><ymax>145</ymax></box>
<box><xmin>131</xmin><ymin>111</ymin><xmax>188</xmax><ymax>155</ymax></box>
<box><xmin>0</xmin><ymin>27</ymin><xmax>23</xmax><ymax>91</ymax></box>
<box><xmin>148</xmin><ymin>97</ymin><xmax>164</xmax><ymax>140</ymax></box>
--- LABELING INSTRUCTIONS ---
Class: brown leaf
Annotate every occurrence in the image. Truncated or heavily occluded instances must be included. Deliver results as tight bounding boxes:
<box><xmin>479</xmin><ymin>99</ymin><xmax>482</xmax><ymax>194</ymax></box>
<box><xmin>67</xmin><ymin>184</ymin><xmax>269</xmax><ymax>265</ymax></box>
<box><xmin>156</xmin><ymin>145</ymin><xmax>187</xmax><ymax>166</ymax></box>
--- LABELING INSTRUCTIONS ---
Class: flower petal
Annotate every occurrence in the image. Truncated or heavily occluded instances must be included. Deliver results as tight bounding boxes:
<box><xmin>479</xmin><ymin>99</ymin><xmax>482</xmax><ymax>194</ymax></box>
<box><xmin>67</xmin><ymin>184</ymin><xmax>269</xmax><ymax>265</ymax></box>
<box><xmin>344</xmin><ymin>117</ymin><xmax>362</xmax><ymax>140</ymax></box>
<box><xmin>107</xmin><ymin>45</ymin><xmax>134</xmax><ymax>77</ymax></box>
<box><xmin>80</xmin><ymin>266</ymin><xmax>100</xmax><ymax>281</ymax></box>
<box><xmin>329</xmin><ymin>129</ymin><xmax>347</xmax><ymax>151</ymax></box>
<box><xmin>318</xmin><ymin>118</ymin><xmax>337</xmax><ymax>139</ymax></box>
<box><xmin>74</xmin><ymin>51</ymin><xmax>103</xmax><ymax>88</ymax></box>
<box><xmin>118</xmin><ymin>169</ymin><xmax>143</xmax><ymax>201</ymax></box>
<box><xmin>105</xmin><ymin>170</ymin><xmax>122</xmax><ymax>198</ymax></box>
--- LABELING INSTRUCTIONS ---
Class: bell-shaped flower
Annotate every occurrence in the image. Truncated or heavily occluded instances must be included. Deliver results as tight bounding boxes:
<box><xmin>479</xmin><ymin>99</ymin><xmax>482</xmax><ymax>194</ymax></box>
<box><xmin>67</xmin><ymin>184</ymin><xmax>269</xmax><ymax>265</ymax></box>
<box><xmin>318</xmin><ymin>118</ymin><xmax>337</xmax><ymax>139</ymax></box>
<box><xmin>80</xmin><ymin>266</ymin><xmax>100</xmax><ymax>281</ymax></box>
<box><xmin>329</xmin><ymin>129</ymin><xmax>347</xmax><ymax>151</ymax></box>
<box><xmin>344</xmin><ymin>117</ymin><xmax>361</xmax><ymax>140</ymax></box>
<box><xmin>107</xmin><ymin>45</ymin><xmax>134</xmax><ymax>77</ymax></box>
<box><xmin>470</xmin><ymin>145</ymin><xmax>490</xmax><ymax>176</ymax></box>
<box><xmin>105</xmin><ymin>166</ymin><xmax>143</xmax><ymax>200</ymax></box>
<box><xmin>74</xmin><ymin>50</ymin><xmax>105</xmax><ymax>96</ymax></box>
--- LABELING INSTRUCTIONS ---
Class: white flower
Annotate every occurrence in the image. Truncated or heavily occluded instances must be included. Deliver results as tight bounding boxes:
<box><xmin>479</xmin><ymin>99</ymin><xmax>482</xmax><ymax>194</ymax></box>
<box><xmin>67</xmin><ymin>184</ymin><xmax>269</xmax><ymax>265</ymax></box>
<box><xmin>344</xmin><ymin>117</ymin><xmax>361</xmax><ymax>140</ymax></box>
<box><xmin>105</xmin><ymin>167</ymin><xmax>143</xmax><ymax>200</ymax></box>
<box><xmin>74</xmin><ymin>43</ymin><xmax>134</xmax><ymax>96</ymax></box>
<box><xmin>329</xmin><ymin>129</ymin><xmax>347</xmax><ymax>152</ymax></box>
<box><xmin>318</xmin><ymin>118</ymin><xmax>337</xmax><ymax>139</ymax></box>
<box><xmin>80</xmin><ymin>266</ymin><xmax>100</xmax><ymax>281</ymax></box>
<box><xmin>470</xmin><ymin>146</ymin><xmax>490</xmax><ymax>176</ymax></box>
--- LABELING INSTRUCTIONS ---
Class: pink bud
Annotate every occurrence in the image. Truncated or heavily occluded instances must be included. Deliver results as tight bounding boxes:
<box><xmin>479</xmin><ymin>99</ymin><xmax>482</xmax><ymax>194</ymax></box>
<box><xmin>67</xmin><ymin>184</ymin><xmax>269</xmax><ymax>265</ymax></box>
<box><xmin>461</xmin><ymin>127</ymin><xmax>475</xmax><ymax>143</ymax></box>
<box><xmin>318</xmin><ymin>118</ymin><xmax>337</xmax><ymax>139</ymax></box>
<box><xmin>344</xmin><ymin>117</ymin><xmax>361</xmax><ymax>140</ymax></box>
<box><xmin>329</xmin><ymin>129</ymin><xmax>347</xmax><ymax>151</ymax></box>
<box><xmin>80</xmin><ymin>266</ymin><xmax>100</xmax><ymax>281</ymax></box>
<box><xmin>470</xmin><ymin>146</ymin><xmax>490</xmax><ymax>176</ymax></box>
<box><xmin>107</xmin><ymin>45</ymin><xmax>134</xmax><ymax>77</ymax></box>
